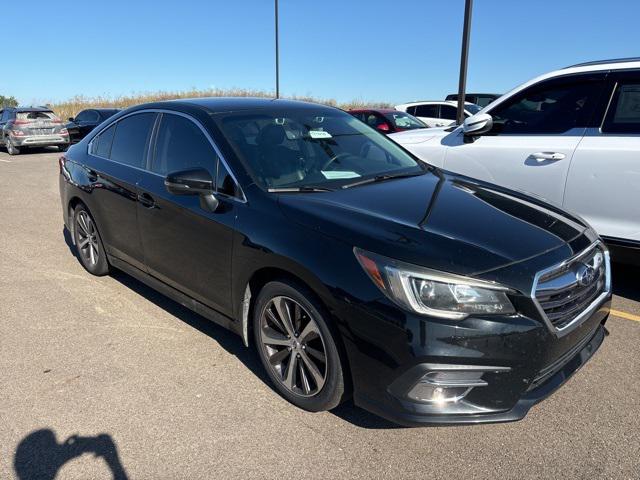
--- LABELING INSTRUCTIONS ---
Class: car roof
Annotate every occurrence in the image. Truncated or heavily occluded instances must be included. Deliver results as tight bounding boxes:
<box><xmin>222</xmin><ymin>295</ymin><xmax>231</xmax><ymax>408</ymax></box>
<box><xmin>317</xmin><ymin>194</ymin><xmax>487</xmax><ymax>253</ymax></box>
<box><xmin>142</xmin><ymin>97</ymin><xmax>337</xmax><ymax>114</ymax></box>
<box><xmin>446</xmin><ymin>93</ymin><xmax>501</xmax><ymax>97</ymax></box>
<box><xmin>5</xmin><ymin>106</ymin><xmax>53</xmax><ymax>112</ymax></box>
<box><xmin>564</xmin><ymin>57</ymin><xmax>640</xmax><ymax>68</ymax></box>
<box><xmin>395</xmin><ymin>100</ymin><xmax>478</xmax><ymax>112</ymax></box>
<box><xmin>349</xmin><ymin>108</ymin><xmax>398</xmax><ymax>114</ymax></box>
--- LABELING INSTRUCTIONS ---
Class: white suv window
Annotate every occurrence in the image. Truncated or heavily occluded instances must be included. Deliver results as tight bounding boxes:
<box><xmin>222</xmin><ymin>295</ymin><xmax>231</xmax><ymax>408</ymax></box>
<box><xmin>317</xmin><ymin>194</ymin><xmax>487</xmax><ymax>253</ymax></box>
<box><xmin>488</xmin><ymin>77</ymin><xmax>604</xmax><ymax>135</ymax></box>
<box><xmin>602</xmin><ymin>83</ymin><xmax>640</xmax><ymax>133</ymax></box>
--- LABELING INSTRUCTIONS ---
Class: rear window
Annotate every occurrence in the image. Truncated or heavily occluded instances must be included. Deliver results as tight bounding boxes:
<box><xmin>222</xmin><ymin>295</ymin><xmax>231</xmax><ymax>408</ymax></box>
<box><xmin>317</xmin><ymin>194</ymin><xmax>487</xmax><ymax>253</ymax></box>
<box><xmin>109</xmin><ymin>113</ymin><xmax>156</xmax><ymax>168</ymax></box>
<box><xmin>16</xmin><ymin>111</ymin><xmax>57</xmax><ymax>121</ymax></box>
<box><xmin>91</xmin><ymin>124</ymin><xmax>116</xmax><ymax>158</ymax></box>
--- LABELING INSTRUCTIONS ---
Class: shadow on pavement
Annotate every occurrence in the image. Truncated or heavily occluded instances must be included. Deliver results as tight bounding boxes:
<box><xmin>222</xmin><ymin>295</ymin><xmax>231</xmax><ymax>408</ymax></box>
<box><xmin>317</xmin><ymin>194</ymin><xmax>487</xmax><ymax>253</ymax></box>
<box><xmin>14</xmin><ymin>429</ymin><xmax>128</xmax><ymax>480</ymax></box>
<box><xmin>612</xmin><ymin>262</ymin><xmax>640</xmax><ymax>302</ymax></box>
<box><xmin>110</xmin><ymin>269</ymin><xmax>401</xmax><ymax>430</ymax></box>
<box><xmin>61</xmin><ymin>226</ymin><xmax>405</xmax><ymax>430</ymax></box>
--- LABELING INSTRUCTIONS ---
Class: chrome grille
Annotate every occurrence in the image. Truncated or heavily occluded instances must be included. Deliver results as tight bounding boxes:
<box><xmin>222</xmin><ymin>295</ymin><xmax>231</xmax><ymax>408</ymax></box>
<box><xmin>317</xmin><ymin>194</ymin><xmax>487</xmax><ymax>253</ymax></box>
<box><xmin>533</xmin><ymin>243</ymin><xmax>609</xmax><ymax>332</ymax></box>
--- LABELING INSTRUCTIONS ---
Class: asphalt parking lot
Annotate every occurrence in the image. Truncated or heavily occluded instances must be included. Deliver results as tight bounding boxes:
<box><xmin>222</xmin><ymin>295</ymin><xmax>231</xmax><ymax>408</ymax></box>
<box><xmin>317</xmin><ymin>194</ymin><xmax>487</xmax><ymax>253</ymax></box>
<box><xmin>1</xmin><ymin>149</ymin><xmax>639</xmax><ymax>480</ymax></box>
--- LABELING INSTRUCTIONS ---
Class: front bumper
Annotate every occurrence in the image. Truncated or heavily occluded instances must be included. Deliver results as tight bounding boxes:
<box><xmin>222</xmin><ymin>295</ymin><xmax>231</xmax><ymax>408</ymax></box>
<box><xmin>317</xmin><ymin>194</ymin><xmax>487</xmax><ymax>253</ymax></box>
<box><xmin>338</xmin><ymin>293</ymin><xmax>610</xmax><ymax>426</ymax></box>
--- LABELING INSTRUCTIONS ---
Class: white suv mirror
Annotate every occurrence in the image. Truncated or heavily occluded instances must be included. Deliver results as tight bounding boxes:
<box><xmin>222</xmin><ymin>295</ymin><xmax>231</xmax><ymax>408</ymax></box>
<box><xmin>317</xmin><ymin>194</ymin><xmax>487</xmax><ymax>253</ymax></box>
<box><xmin>462</xmin><ymin>113</ymin><xmax>493</xmax><ymax>136</ymax></box>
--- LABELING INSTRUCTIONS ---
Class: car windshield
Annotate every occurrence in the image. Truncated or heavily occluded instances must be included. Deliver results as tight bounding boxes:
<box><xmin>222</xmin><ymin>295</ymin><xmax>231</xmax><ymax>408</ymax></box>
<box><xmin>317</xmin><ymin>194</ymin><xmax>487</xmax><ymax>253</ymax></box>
<box><xmin>383</xmin><ymin>111</ymin><xmax>427</xmax><ymax>129</ymax></box>
<box><xmin>215</xmin><ymin>109</ymin><xmax>425</xmax><ymax>190</ymax></box>
<box><xmin>465</xmin><ymin>104</ymin><xmax>482</xmax><ymax>115</ymax></box>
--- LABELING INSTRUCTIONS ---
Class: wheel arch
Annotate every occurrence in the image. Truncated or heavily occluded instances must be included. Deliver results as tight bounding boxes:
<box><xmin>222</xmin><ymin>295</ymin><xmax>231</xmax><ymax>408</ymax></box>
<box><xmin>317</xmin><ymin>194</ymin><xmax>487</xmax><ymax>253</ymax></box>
<box><xmin>240</xmin><ymin>265</ymin><xmax>353</xmax><ymax>398</ymax></box>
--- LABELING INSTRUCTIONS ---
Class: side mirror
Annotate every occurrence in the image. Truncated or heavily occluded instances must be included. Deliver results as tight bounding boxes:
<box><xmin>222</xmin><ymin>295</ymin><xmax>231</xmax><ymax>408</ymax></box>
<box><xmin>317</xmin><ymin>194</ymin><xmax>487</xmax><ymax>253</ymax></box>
<box><xmin>462</xmin><ymin>113</ymin><xmax>493</xmax><ymax>136</ymax></box>
<box><xmin>165</xmin><ymin>168</ymin><xmax>213</xmax><ymax>195</ymax></box>
<box><xmin>165</xmin><ymin>168</ymin><xmax>219</xmax><ymax>212</ymax></box>
<box><xmin>376</xmin><ymin>123</ymin><xmax>390</xmax><ymax>133</ymax></box>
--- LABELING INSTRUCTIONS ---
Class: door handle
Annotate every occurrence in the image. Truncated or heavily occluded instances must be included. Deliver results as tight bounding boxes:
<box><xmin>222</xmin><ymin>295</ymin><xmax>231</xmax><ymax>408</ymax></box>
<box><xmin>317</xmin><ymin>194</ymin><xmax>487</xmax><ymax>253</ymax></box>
<box><xmin>530</xmin><ymin>152</ymin><xmax>566</xmax><ymax>161</ymax></box>
<box><xmin>138</xmin><ymin>192</ymin><xmax>157</xmax><ymax>209</ymax></box>
<box><xmin>86</xmin><ymin>169</ymin><xmax>98</xmax><ymax>182</ymax></box>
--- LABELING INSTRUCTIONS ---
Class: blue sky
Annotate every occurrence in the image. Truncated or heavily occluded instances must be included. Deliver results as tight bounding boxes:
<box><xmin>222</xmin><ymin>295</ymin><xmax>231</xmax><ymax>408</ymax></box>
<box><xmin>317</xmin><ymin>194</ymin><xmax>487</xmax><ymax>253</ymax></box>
<box><xmin>3</xmin><ymin>0</ymin><xmax>639</xmax><ymax>105</ymax></box>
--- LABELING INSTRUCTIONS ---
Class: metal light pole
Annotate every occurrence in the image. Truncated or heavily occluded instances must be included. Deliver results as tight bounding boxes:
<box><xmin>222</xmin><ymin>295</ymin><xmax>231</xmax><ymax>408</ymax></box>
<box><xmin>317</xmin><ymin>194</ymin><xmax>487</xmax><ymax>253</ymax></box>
<box><xmin>275</xmin><ymin>0</ymin><xmax>280</xmax><ymax>98</ymax></box>
<box><xmin>456</xmin><ymin>0</ymin><xmax>473</xmax><ymax>125</ymax></box>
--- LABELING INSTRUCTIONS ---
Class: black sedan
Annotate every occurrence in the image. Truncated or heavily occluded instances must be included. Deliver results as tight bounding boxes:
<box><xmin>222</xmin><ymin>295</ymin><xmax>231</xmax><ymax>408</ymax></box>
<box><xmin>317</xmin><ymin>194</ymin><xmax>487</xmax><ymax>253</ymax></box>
<box><xmin>65</xmin><ymin>108</ymin><xmax>120</xmax><ymax>144</ymax></box>
<box><xmin>58</xmin><ymin>98</ymin><xmax>611</xmax><ymax>426</ymax></box>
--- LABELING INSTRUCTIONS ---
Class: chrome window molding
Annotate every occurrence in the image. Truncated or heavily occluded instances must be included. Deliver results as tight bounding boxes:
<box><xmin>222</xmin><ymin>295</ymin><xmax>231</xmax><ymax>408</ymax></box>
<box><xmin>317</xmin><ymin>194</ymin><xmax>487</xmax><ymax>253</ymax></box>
<box><xmin>87</xmin><ymin>108</ymin><xmax>247</xmax><ymax>203</ymax></box>
<box><xmin>530</xmin><ymin>241</ymin><xmax>611</xmax><ymax>338</ymax></box>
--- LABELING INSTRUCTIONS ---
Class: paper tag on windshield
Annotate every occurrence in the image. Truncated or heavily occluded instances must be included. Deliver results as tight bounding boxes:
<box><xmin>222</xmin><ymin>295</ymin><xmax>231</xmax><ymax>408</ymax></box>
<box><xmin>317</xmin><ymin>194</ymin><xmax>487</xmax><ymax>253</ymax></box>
<box><xmin>309</xmin><ymin>130</ymin><xmax>332</xmax><ymax>139</ymax></box>
<box><xmin>321</xmin><ymin>171</ymin><xmax>360</xmax><ymax>179</ymax></box>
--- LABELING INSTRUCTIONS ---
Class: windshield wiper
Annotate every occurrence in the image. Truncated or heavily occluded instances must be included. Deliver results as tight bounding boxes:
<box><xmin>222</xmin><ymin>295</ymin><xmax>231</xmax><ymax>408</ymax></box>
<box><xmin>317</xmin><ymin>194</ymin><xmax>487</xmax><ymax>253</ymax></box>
<box><xmin>341</xmin><ymin>171</ymin><xmax>427</xmax><ymax>189</ymax></box>
<box><xmin>268</xmin><ymin>186</ymin><xmax>334</xmax><ymax>193</ymax></box>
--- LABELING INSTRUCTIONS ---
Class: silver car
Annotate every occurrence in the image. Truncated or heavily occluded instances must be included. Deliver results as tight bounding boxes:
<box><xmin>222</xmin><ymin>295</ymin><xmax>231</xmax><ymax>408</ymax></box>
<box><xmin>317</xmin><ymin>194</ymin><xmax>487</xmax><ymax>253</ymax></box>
<box><xmin>0</xmin><ymin>107</ymin><xmax>70</xmax><ymax>155</ymax></box>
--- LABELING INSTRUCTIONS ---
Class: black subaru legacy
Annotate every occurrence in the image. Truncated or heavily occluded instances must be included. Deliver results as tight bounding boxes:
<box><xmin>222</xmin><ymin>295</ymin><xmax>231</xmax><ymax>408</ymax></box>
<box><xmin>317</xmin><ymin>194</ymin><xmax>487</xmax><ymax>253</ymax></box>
<box><xmin>58</xmin><ymin>98</ymin><xmax>611</xmax><ymax>426</ymax></box>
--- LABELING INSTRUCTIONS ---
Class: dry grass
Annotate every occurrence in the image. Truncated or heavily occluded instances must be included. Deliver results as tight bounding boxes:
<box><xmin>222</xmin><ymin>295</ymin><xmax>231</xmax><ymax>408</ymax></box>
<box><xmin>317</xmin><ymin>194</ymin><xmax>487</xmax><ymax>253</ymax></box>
<box><xmin>48</xmin><ymin>88</ymin><xmax>393</xmax><ymax>119</ymax></box>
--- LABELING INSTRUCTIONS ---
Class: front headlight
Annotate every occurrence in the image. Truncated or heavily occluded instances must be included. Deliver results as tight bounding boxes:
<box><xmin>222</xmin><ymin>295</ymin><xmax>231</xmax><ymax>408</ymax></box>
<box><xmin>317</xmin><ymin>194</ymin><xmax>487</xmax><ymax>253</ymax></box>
<box><xmin>354</xmin><ymin>248</ymin><xmax>515</xmax><ymax>319</ymax></box>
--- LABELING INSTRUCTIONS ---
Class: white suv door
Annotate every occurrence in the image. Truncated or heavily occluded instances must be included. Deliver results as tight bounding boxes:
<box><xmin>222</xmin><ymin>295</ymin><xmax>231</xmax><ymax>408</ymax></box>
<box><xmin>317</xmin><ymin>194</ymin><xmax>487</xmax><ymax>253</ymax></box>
<box><xmin>442</xmin><ymin>74</ymin><xmax>606</xmax><ymax>206</ymax></box>
<box><xmin>565</xmin><ymin>71</ymin><xmax>640</xmax><ymax>242</ymax></box>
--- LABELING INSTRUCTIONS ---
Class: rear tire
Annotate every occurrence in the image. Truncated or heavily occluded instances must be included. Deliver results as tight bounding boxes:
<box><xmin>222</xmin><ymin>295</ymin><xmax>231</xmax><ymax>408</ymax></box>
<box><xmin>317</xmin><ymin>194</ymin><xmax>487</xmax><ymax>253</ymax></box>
<box><xmin>72</xmin><ymin>204</ymin><xmax>110</xmax><ymax>276</ymax></box>
<box><xmin>253</xmin><ymin>280</ymin><xmax>346</xmax><ymax>412</ymax></box>
<box><xmin>6</xmin><ymin>138</ymin><xmax>20</xmax><ymax>155</ymax></box>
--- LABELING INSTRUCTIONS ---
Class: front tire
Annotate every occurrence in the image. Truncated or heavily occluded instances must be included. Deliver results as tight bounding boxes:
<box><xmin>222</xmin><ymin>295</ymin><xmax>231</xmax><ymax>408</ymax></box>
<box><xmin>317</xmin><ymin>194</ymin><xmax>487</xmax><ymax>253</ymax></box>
<box><xmin>253</xmin><ymin>280</ymin><xmax>346</xmax><ymax>412</ymax></box>
<box><xmin>72</xmin><ymin>204</ymin><xmax>110</xmax><ymax>276</ymax></box>
<box><xmin>6</xmin><ymin>138</ymin><xmax>20</xmax><ymax>155</ymax></box>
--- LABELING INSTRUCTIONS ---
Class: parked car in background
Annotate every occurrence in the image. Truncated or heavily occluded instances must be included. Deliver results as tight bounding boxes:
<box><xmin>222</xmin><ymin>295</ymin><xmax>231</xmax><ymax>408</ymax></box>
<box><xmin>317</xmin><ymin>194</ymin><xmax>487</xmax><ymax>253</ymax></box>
<box><xmin>394</xmin><ymin>101</ymin><xmax>481</xmax><ymax>127</ymax></box>
<box><xmin>59</xmin><ymin>97</ymin><xmax>610</xmax><ymax>426</ymax></box>
<box><xmin>349</xmin><ymin>108</ymin><xmax>427</xmax><ymax>133</ymax></box>
<box><xmin>391</xmin><ymin>58</ymin><xmax>640</xmax><ymax>264</ymax></box>
<box><xmin>445</xmin><ymin>93</ymin><xmax>501</xmax><ymax>108</ymax></box>
<box><xmin>0</xmin><ymin>107</ymin><xmax>69</xmax><ymax>155</ymax></box>
<box><xmin>66</xmin><ymin>108</ymin><xmax>120</xmax><ymax>144</ymax></box>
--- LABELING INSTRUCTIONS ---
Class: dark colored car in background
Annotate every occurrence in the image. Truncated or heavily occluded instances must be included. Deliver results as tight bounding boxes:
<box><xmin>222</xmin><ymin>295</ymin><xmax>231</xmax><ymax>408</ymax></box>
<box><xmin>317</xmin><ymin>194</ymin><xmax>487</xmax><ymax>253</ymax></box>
<box><xmin>349</xmin><ymin>108</ymin><xmax>427</xmax><ymax>134</ymax></box>
<box><xmin>66</xmin><ymin>108</ymin><xmax>120</xmax><ymax>144</ymax></box>
<box><xmin>0</xmin><ymin>107</ymin><xmax>69</xmax><ymax>155</ymax></box>
<box><xmin>59</xmin><ymin>98</ymin><xmax>611</xmax><ymax>426</ymax></box>
<box><xmin>445</xmin><ymin>92</ymin><xmax>502</xmax><ymax>108</ymax></box>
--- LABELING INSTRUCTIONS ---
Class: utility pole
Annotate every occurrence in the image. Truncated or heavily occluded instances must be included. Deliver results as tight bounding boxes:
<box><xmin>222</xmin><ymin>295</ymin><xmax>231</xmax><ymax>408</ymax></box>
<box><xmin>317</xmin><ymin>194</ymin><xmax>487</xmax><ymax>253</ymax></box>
<box><xmin>275</xmin><ymin>0</ymin><xmax>280</xmax><ymax>98</ymax></box>
<box><xmin>456</xmin><ymin>0</ymin><xmax>473</xmax><ymax>125</ymax></box>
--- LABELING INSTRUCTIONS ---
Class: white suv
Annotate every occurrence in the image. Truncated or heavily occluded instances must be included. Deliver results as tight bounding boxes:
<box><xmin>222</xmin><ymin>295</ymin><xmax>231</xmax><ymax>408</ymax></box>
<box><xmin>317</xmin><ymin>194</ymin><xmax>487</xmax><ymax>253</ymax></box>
<box><xmin>395</xmin><ymin>101</ymin><xmax>481</xmax><ymax>127</ymax></box>
<box><xmin>391</xmin><ymin>58</ymin><xmax>640</xmax><ymax>262</ymax></box>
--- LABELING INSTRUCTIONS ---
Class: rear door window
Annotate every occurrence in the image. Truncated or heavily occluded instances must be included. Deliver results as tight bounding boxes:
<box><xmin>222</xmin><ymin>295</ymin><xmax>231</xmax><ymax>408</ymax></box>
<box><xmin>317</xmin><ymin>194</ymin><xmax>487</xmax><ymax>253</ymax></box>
<box><xmin>414</xmin><ymin>105</ymin><xmax>439</xmax><ymax>117</ymax></box>
<box><xmin>151</xmin><ymin>113</ymin><xmax>218</xmax><ymax>176</ymax></box>
<box><xmin>602</xmin><ymin>82</ymin><xmax>640</xmax><ymax>134</ymax></box>
<box><xmin>109</xmin><ymin>113</ymin><xmax>156</xmax><ymax>168</ymax></box>
<box><xmin>76</xmin><ymin>110</ymin><xmax>100</xmax><ymax>123</ymax></box>
<box><xmin>439</xmin><ymin>105</ymin><xmax>457</xmax><ymax>120</ymax></box>
<box><xmin>91</xmin><ymin>124</ymin><xmax>116</xmax><ymax>158</ymax></box>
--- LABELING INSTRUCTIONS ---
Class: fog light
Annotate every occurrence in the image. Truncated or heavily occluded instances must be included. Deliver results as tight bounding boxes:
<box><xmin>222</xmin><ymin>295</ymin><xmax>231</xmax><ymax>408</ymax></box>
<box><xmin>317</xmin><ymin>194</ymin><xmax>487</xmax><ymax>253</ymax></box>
<box><xmin>407</xmin><ymin>370</ymin><xmax>488</xmax><ymax>404</ymax></box>
<box><xmin>408</xmin><ymin>383</ymin><xmax>473</xmax><ymax>403</ymax></box>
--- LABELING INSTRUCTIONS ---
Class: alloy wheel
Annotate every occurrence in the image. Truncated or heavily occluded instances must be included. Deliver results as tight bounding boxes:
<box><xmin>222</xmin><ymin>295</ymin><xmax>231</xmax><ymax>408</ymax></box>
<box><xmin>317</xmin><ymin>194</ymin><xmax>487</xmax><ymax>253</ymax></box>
<box><xmin>76</xmin><ymin>211</ymin><xmax>100</xmax><ymax>266</ymax></box>
<box><xmin>6</xmin><ymin>138</ymin><xmax>18</xmax><ymax>155</ymax></box>
<box><xmin>259</xmin><ymin>296</ymin><xmax>328</xmax><ymax>397</ymax></box>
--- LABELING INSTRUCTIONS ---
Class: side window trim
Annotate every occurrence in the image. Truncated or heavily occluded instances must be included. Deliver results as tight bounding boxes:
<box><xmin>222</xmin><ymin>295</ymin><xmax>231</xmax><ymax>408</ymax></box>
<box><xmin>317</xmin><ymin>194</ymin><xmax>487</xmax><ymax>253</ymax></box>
<box><xmin>148</xmin><ymin>109</ymin><xmax>246</xmax><ymax>202</ymax></box>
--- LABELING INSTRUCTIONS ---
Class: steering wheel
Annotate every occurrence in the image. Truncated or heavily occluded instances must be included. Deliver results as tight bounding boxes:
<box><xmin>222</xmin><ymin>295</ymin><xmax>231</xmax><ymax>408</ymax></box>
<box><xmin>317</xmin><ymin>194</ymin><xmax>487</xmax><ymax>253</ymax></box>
<box><xmin>320</xmin><ymin>152</ymin><xmax>351</xmax><ymax>171</ymax></box>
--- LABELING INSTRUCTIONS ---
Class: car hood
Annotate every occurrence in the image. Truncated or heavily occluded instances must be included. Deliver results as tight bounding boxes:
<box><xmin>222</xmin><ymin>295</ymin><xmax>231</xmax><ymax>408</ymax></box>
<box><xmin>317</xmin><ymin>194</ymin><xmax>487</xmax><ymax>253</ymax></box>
<box><xmin>277</xmin><ymin>170</ymin><xmax>589</xmax><ymax>277</ymax></box>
